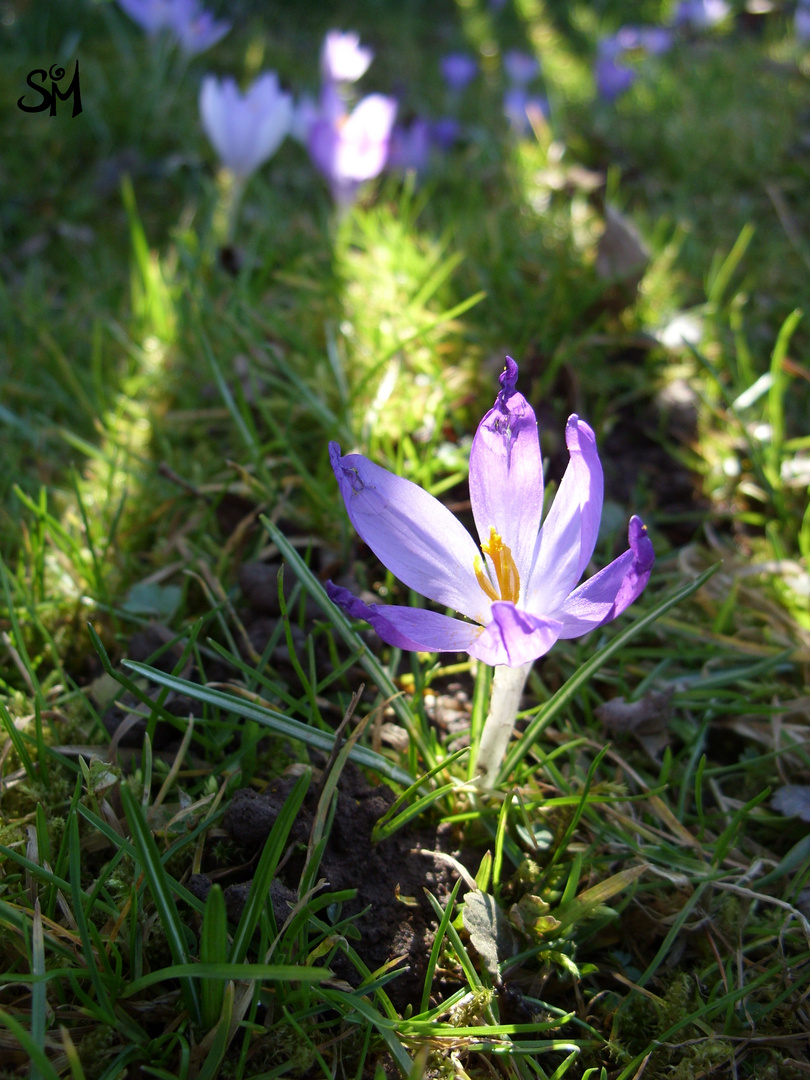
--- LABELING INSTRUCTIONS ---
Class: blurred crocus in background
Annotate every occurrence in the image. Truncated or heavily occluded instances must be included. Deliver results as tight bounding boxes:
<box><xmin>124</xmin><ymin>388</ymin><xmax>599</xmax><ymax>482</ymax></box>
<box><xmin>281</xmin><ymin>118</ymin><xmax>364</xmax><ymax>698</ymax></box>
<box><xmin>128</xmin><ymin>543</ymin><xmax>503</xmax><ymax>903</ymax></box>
<box><xmin>172</xmin><ymin>6</ymin><xmax>231</xmax><ymax>55</ymax></box>
<box><xmin>594</xmin><ymin>24</ymin><xmax>673</xmax><ymax>102</ymax></box>
<box><xmin>502</xmin><ymin>48</ymin><xmax>546</xmax><ymax>137</ymax></box>
<box><xmin>503</xmin><ymin>88</ymin><xmax>548</xmax><ymax>137</ymax></box>
<box><xmin>199</xmin><ymin>72</ymin><xmax>293</xmax><ymax>239</ymax></box>
<box><xmin>117</xmin><ymin>0</ymin><xmax>230</xmax><ymax>55</ymax></box>
<box><xmin>674</xmin><ymin>0</ymin><xmax>731</xmax><ymax>28</ymax></box>
<box><xmin>289</xmin><ymin>93</ymin><xmax>320</xmax><ymax>144</ymax></box>
<box><xmin>386</xmin><ymin>117</ymin><xmax>432</xmax><ymax>174</ymax></box>
<box><xmin>308</xmin><ymin>83</ymin><xmax>397</xmax><ymax>207</ymax></box>
<box><xmin>440</xmin><ymin>52</ymin><xmax>478</xmax><ymax>93</ymax></box>
<box><xmin>595</xmin><ymin>52</ymin><xmax>636</xmax><ymax>102</ymax></box>
<box><xmin>321</xmin><ymin>29</ymin><xmax>374</xmax><ymax>84</ymax></box>
<box><xmin>200</xmin><ymin>72</ymin><xmax>293</xmax><ymax>179</ymax></box>
<box><xmin>797</xmin><ymin>0</ymin><xmax>810</xmax><ymax>41</ymax></box>
<box><xmin>503</xmin><ymin>49</ymin><xmax>540</xmax><ymax>87</ymax></box>
<box><xmin>430</xmin><ymin>116</ymin><xmax>461</xmax><ymax>150</ymax></box>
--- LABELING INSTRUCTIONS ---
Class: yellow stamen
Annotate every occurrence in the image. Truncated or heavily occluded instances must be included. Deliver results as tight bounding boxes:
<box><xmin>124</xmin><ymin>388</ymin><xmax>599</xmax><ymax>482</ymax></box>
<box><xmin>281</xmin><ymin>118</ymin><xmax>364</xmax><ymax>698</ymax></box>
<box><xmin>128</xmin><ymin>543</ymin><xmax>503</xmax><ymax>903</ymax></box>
<box><xmin>474</xmin><ymin>556</ymin><xmax>499</xmax><ymax>603</ymax></box>
<box><xmin>475</xmin><ymin>528</ymin><xmax>521</xmax><ymax>605</ymax></box>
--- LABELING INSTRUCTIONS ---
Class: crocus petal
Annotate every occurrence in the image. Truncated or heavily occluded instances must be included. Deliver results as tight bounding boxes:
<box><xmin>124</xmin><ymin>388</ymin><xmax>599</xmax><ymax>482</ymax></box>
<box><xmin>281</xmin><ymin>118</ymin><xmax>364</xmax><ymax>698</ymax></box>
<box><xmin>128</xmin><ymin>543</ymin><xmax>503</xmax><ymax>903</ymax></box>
<box><xmin>117</xmin><ymin>0</ymin><xmax>174</xmax><ymax>33</ymax></box>
<box><xmin>595</xmin><ymin>57</ymin><xmax>637</xmax><ymax>101</ymax></box>
<box><xmin>200</xmin><ymin>73</ymin><xmax>292</xmax><ymax>179</ymax></box>
<box><xmin>440</xmin><ymin>53</ymin><xmax>478</xmax><ymax>92</ymax></box>
<box><xmin>526</xmin><ymin>415</ymin><xmax>603</xmax><ymax>616</ymax></box>
<box><xmin>469</xmin><ymin>357</ymin><xmax>544</xmax><ymax>585</ymax></box>
<box><xmin>469</xmin><ymin>601</ymin><xmax>562</xmax><ymax>666</ymax></box>
<box><xmin>200</xmin><ymin>75</ymin><xmax>229</xmax><ymax>158</ymax></box>
<box><xmin>327</xmin><ymin>582</ymin><xmax>483</xmax><ymax>653</ymax></box>
<box><xmin>330</xmin><ymin>443</ymin><xmax>486</xmax><ymax>622</ymax></box>
<box><xmin>321</xmin><ymin>30</ymin><xmax>374</xmax><ymax>83</ymax></box>
<box><xmin>336</xmin><ymin>94</ymin><xmax>397</xmax><ymax>180</ymax></box>
<box><xmin>503</xmin><ymin>49</ymin><xmax>540</xmax><ymax>87</ymax></box>
<box><xmin>554</xmin><ymin>516</ymin><xmax>654</xmax><ymax>638</ymax></box>
<box><xmin>174</xmin><ymin>10</ymin><xmax>230</xmax><ymax>55</ymax></box>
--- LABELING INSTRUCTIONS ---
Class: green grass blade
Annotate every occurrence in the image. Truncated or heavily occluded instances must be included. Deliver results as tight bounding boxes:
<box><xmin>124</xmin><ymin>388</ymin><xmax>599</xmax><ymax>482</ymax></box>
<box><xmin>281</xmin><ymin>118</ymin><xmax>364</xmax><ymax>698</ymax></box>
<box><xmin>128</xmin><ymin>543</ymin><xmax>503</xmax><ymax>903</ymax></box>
<box><xmin>123</xmin><ymin>962</ymin><xmax>327</xmax><ymax>997</ymax></box>
<box><xmin>195</xmin><ymin>980</ymin><xmax>234</xmax><ymax>1080</ymax></box>
<box><xmin>263</xmin><ymin>518</ymin><xmax>431</xmax><ymax>770</ymax></box>
<box><xmin>767</xmin><ymin>306</ymin><xmax>802</xmax><ymax>482</ymax></box>
<box><xmin>499</xmin><ymin>564</ymin><xmax>720</xmax><ymax>782</ymax></box>
<box><xmin>30</xmin><ymin>900</ymin><xmax>47</xmax><ymax>1080</ymax></box>
<box><xmin>0</xmin><ymin>1009</ymin><xmax>60</xmax><ymax>1080</ymax></box>
<box><xmin>371</xmin><ymin>746</ymin><xmax>469</xmax><ymax>841</ymax></box>
<box><xmin>0</xmin><ymin>698</ymin><xmax>37</xmax><ymax>781</ymax></box>
<box><xmin>420</xmin><ymin>877</ymin><xmax>463</xmax><ymax>1014</ymax></box>
<box><xmin>200</xmin><ymin>884</ymin><xmax>227</xmax><ymax>1030</ymax></box>
<box><xmin>121</xmin><ymin>659</ymin><xmax>414</xmax><ymax>787</ymax></box>
<box><xmin>707</xmin><ymin>222</ymin><xmax>754</xmax><ymax>306</ymax></box>
<box><xmin>67</xmin><ymin>814</ymin><xmax>118</xmax><ymax>1026</ymax></box>
<box><xmin>119</xmin><ymin>784</ymin><xmax>202</xmax><ymax>1024</ymax></box>
<box><xmin>230</xmin><ymin>767</ymin><xmax>311</xmax><ymax>964</ymax></box>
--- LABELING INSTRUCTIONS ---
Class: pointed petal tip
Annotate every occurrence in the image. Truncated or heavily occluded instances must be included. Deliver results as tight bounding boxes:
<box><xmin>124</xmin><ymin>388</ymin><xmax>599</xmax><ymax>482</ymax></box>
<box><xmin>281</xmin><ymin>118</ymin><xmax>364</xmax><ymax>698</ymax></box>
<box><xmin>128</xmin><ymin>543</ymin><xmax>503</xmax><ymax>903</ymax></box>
<box><xmin>629</xmin><ymin>515</ymin><xmax>655</xmax><ymax>572</ymax></box>
<box><xmin>565</xmin><ymin>414</ymin><xmax>597</xmax><ymax>450</ymax></box>
<box><xmin>499</xmin><ymin>356</ymin><xmax>519</xmax><ymax>394</ymax></box>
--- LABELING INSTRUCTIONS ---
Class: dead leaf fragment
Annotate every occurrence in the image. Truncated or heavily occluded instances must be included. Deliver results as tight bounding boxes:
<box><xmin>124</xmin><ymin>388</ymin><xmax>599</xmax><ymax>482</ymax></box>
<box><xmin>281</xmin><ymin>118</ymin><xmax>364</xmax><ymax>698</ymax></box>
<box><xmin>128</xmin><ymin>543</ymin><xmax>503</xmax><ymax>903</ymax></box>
<box><xmin>596</xmin><ymin>687</ymin><xmax>674</xmax><ymax>761</ymax></box>
<box><xmin>462</xmin><ymin>892</ymin><xmax>520</xmax><ymax>976</ymax></box>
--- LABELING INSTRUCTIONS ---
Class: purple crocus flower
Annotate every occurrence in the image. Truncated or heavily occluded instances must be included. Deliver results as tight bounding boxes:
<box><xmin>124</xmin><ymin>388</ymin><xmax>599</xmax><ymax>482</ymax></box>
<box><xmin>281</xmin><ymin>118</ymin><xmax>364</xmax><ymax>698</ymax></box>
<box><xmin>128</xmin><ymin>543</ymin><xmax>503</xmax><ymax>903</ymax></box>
<box><xmin>430</xmin><ymin>116</ymin><xmax>461</xmax><ymax>150</ymax></box>
<box><xmin>674</xmin><ymin>0</ymin><xmax>730</xmax><ymax>27</ymax></box>
<box><xmin>503</xmin><ymin>88</ymin><xmax>548</xmax><ymax>135</ymax></box>
<box><xmin>327</xmin><ymin>358</ymin><xmax>653</xmax><ymax>668</ymax></box>
<box><xmin>117</xmin><ymin>0</ymin><xmax>177</xmax><ymax>32</ymax></box>
<box><xmin>595</xmin><ymin>56</ymin><xmax>637</xmax><ymax>101</ymax></box>
<box><xmin>321</xmin><ymin>30</ymin><xmax>374</xmax><ymax>84</ymax></box>
<box><xmin>117</xmin><ymin>0</ymin><xmax>229</xmax><ymax>54</ymax></box>
<box><xmin>613</xmin><ymin>26</ymin><xmax>673</xmax><ymax>55</ymax></box>
<box><xmin>172</xmin><ymin>4</ymin><xmax>230</xmax><ymax>55</ymax></box>
<box><xmin>635</xmin><ymin>26</ymin><xmax>674</xmax><ymax>54</ymax></box>
<box><xmin>199</xmin><ymin>72</ymin><xmax>293</xmax><ymax>179</ymax></box>
<box><xmin>386</xmin><ymin>118</ymin><xmax>432</xmax><ymax>173</ymax></box>
<box><xmin>440</xmin><ymin>52</ymin><xmax>478</xmax><ymax>93</ymax></box>
<box><xmin>799</xmin><ymin>5</ymin><xmax>810</xmax><ymax>42</ymax></box>
<box><xmin>503</xmin><ymin>49</ymin><xmax>540</xmax><ymax>87</ymax></box>
<box><xmin>308</xmin><ymin>84</ymin><xmax>397</xmax><ymax>205</ymax></box>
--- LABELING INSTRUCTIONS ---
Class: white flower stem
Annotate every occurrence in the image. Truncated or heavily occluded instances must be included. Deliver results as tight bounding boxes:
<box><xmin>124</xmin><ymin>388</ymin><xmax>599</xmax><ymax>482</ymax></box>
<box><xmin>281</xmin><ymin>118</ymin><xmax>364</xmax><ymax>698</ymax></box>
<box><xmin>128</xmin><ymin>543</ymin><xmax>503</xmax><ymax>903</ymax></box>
<box><xmin>474</xmin><ymin>661</ymin><xmax>532</xmax><ymax>789</ymax></box>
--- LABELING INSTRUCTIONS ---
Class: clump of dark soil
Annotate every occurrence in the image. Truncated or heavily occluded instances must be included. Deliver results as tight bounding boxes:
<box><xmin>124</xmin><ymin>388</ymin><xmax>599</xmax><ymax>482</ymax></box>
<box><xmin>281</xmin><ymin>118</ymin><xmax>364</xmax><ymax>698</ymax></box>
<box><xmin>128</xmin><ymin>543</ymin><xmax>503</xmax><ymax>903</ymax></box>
<box><xmin>190</xmin><ymin>764</ymin><xmax>470</xmax><ymax>1011</ymax></box>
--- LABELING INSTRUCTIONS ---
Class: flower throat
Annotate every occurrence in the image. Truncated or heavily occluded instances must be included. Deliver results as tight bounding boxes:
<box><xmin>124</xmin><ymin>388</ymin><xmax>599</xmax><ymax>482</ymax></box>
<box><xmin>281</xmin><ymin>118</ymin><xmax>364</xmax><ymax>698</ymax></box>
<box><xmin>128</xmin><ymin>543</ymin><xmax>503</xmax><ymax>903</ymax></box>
<box><xmin>474</xmin><ymin>528</ymin><xmax>520</xmax><ymax>604</ymax></box>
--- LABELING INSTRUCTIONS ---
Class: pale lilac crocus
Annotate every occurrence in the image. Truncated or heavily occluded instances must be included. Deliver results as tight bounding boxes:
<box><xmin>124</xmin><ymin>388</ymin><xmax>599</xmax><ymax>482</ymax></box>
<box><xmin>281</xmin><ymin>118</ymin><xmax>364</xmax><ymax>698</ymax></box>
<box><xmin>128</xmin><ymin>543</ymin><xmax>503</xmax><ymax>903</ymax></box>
<box><xmin>321</xmin><ymin>30</ymin><xmax>374</xmax><ymax>84</ymax></box>
<box><xmin>327</xmin><ymin>358</ymin><xmax>653</xmax><ymax>669</ymax></box>
<box><xmin>172</xmin><ymin>4</ymin><xmax>230</xmax><ymax>56</ymax></box>
<box><xmin>440</xmin><ymin>53</ymin><xmax>478</xmax><ymax>93</ymax></box>
<box><xmin>116</xmin><ymin>0</ymin><xmax>177</xmax><ymax>33</ymax></box>
<box><xmin>116</xmin><ymin>0</ymin><xmax>229</xmax><ymax>55</ymax></box>
<box><xmin>199</xmin><ymin>73</ymin><xmax>293</xmax><ymax>180</ymax></box>
<box><xmin>308</xmin><ymin>84</ymin><xmax>397</xmax><ymax>206</ymax></box>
